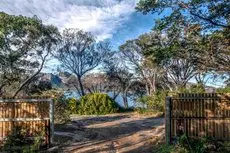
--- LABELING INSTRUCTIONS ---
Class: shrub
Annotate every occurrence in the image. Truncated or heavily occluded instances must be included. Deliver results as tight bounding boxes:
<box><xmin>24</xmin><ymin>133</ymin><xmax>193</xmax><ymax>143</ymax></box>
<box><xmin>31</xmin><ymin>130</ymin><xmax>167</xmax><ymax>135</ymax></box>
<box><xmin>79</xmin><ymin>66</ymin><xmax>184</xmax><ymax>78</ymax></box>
<box><xmin>54</xmin><ymin>96</ymin><xmax>72</xmax><ymax>124</ymax></box>
<box><xmin>41</xmin><ymin>90</ymin><xmax>71</xmax><ymax>124</ymax></box>
<box><xmin>153</xmin><ymin>144</ymin><xmax>188</xmax><ymax>153</ymax></box>
<box><xmin>155</xmin><ymin>134</ymin><xmax>230</xmax><ymax>153</ymax></box>
<box><xmin>1</xmin><ymin>126</ymin><xmax>44</xmax><ymax>152</ymax></box>
<box><xmin>136</xmin><ymin>90</ymin><xmax>167</xmax><ymax>113</ymax></box>
<box><xmin>216</xmin><ymin>87</ymin><xmax>230</xmax><ymax>93</ymax></box>
<box><xmin>76</xmin><ymin>93</ymin><xmax>119</xmax><ymax>115</ymax></box>
<box><xmin>67</xmin><ymin>97</ymin><xmax>78</xmax><ymax>114</ymax></box>
<box><xmin>178</xmin><ymin>84</ymin><xmax>205</xmax><ymax>93</ymax></box>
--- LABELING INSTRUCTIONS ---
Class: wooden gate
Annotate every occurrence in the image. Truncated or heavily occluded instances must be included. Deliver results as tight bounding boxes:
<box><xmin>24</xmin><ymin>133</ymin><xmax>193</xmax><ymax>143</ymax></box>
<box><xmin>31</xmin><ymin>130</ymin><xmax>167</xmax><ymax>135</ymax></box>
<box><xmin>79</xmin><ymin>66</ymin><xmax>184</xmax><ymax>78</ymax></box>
<box><xmin>0</xmin><ymin>97</ymin><xmax>54</xmax><ymax>146</ymax></box>
<box><xmin>165</xmin><ymin>93</ymin><xmax>230</xmax><ymax>144</ymax></box>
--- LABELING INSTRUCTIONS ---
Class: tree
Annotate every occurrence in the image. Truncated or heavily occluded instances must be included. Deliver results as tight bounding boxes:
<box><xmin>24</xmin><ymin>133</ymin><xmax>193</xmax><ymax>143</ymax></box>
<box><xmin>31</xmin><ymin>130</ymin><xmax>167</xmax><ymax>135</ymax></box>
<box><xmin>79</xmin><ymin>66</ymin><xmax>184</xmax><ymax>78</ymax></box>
<box><xmin>24</xmin><ymin>80</ymin><xmax>52</xmax><ymax>95</ymax></box>
<box><xmin>56</xmin><ymin>29</ymin><xmax>111</xmax><ymax>96</ymax></box>
<box><xmin>0</xmin><ymin>12</ymin><xmax>60</xmax><ymax>97</ymax></box>
<box><xmin>136</xmin><ymin>23</ymin><xmax>201</xmax><ymax>90</ymax></box>
<box><xmin>105</xmin><ymin>54</ymin><xmax>135</xmax><ymax>108</ymax></box>
<box><xmin>136</xmin><ymin>0</ymin><xmax>230</xmax><ymax>29</ymax></box>
<box><xmin>83</xmin><ymin>73</ymin><xmax>109</xmax><ymax>93</ymax></box>
<box><xmin>119</xmin><ymin>39</ymin><xmax>165</xmax><ymax>95</ymax></box>
<box><xmin>198</xmin><ymin>30</ymin><xmax>230</xmax><ymax>72</ymax></box>
<box><xmin>136</xmin><ymin>0</ymin><xmax>230</xmax><ymax>77</ymax></box>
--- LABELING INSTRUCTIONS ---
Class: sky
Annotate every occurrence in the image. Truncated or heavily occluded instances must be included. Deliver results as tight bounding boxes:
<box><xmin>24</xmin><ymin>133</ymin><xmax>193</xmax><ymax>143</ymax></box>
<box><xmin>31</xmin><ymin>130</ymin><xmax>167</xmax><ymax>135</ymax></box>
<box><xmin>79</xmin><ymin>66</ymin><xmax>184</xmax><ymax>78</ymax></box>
<box><xmin>0</xmin><ymin>0</ymin><xmax>155</xmax><ymax>47</ymax></box>
<box><xmin>0</xmin><ymin>0</ymin><xmax>157</xmax><ymax>71</ymax></box>
<box><xmin>0</xmin><ymin>0</ymin><xmax>225</xmax><ymax>87</ymax></box>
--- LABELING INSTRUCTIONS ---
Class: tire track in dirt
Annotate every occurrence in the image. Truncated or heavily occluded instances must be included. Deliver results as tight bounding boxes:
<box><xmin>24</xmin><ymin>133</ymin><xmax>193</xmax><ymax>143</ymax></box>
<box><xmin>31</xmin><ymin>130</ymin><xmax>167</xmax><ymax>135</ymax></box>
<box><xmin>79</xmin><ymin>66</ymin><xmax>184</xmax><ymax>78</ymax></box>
<box><xmin>53</xmin><ymin>113</ymin><xmax>164</xmax><ymax>153</ymax></box>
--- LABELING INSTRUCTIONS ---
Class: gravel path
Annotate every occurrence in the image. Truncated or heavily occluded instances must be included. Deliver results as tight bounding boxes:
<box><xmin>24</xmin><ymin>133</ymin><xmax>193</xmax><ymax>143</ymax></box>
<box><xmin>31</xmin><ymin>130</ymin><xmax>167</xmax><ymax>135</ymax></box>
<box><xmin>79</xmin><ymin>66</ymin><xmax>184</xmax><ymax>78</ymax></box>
<box><xmin>52</xmin><ymin>113</ymin><xmax>165</xmax><ymax>153</ymax></box>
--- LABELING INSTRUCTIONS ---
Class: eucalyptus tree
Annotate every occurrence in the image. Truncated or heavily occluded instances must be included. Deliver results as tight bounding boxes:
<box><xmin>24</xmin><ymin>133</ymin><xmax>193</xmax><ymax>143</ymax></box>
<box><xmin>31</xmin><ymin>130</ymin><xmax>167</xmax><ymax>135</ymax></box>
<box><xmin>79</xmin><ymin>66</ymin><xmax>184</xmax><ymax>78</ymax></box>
<box><xmin>136</xmin><ymin>23</ymin><xmax>202</xmax><ymax>90</ymax></box>
<box><xmin>136</xmin><ymin>0</ymin><xmax>230</xmax><ymax>29</ymax></box>
<box><xmin>136</xmin><ymin>0</ymin><xmax>230</xmax><ymax>79</ymax></box>
<box><xmin>119</xmin><ymin>39</ymin><xmax>164</xmax><ymax>95</ymax></box>
<box><xmin>83</xmin><ymin>73</ymin><xmax>109</xmax><ymax>94</ymax></box>
<box><xmin>105</xmin><ymin>58</ymin><xmax>135</xmax><ymax>108</ymax></box>
<box><xmin>0</xmin><ymin>12</ymin><xmax>60</xmax><ymax>97</ymax></box>
<box><xmin>56</xmin><ymin>29</ymin><xmax>111</xmax><ymax>96</ymax></box>
<box><xmin>198</xmin><ymin>30</ymin><xmax>230</xmax><ymax>72</ymax></box>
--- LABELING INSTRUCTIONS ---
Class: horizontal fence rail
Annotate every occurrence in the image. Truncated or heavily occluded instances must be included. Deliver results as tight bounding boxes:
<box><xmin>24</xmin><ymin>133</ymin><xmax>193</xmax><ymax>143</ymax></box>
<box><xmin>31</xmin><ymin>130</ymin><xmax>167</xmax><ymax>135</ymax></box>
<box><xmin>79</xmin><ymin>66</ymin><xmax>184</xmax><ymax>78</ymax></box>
<box><xmin>0</xmin><ymin>97</ymin><xmax>53</xmax><ymax>146</ymax></box>
<box><xmin>165</xmin><ymin>93</ymin><xmax>230</xmax><ymax>144</ymax></box>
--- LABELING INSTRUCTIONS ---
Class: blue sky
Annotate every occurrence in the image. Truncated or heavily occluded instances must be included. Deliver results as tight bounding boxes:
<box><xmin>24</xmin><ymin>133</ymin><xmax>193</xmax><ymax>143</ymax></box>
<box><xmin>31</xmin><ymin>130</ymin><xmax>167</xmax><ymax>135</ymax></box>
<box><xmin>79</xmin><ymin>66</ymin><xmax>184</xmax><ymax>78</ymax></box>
<box><xmin>0</xmin><ymin>0</ymin><xmax>157</xmax><ymax>70</ymax></box>
<box><xmin>0</xmin><ymin>0</ymin><xmax>155</xmax><ymax>49</ymax></box>
<box><xmin>0</xmin><ymin>0</ymin><xmax>226</xmax><ymax>87</ymax></box>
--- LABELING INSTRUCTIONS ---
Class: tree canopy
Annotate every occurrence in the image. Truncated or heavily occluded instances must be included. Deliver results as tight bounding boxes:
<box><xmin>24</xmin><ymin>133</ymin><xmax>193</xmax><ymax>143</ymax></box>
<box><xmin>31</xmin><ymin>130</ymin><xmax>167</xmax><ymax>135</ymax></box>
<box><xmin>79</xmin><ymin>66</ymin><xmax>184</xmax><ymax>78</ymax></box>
<box><xmin>0</xmin><ymin>12</ymin><xmax>60</xmax><ymax>96</ymax></box>
<box><xmin>136</xmin><ymin>0</ymin><xmax>230</xmax><ymax>29</ymax></box>
<box><xmin>55</xmin><ymin>28</ymin><xmax>111</xmax><ymax>96</ymax></box>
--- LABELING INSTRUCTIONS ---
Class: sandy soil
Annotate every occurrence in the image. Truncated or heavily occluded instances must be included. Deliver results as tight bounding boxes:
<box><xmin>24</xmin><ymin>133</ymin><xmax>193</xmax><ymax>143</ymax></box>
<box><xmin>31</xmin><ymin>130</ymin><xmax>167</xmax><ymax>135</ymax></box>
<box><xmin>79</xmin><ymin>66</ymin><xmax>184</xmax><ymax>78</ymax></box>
<box><xmin>52</xmin><ymin>113</ymin><xmax>165</xmax><ymax>153</ymax></box>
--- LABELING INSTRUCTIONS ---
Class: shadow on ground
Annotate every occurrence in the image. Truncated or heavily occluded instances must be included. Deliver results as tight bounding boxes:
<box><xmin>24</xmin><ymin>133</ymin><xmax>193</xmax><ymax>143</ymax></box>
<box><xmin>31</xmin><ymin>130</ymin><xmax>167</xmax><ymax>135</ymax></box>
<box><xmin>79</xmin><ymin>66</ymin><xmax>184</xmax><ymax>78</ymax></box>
<box><xmin>52</xmin><ymin>113</ymin><xmax>165</xmax><ymax>153</ymax></box>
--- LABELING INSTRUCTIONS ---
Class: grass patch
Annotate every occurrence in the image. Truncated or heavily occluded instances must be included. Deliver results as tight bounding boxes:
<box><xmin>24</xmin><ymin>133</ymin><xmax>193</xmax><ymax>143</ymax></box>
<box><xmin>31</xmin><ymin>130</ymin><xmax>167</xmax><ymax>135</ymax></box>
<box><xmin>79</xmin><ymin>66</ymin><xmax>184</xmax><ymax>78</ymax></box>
<box><xmin>135</xmin><ymin>108</ymin><xmax>164</xmax><ymax>116</ymax></box>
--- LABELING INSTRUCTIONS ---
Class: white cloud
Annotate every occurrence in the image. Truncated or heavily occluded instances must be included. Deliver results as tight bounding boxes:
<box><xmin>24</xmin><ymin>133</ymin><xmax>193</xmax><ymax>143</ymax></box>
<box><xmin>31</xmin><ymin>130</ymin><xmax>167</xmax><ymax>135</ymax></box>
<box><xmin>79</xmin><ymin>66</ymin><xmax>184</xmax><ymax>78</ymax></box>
<box><xmin>0</xmin><ymin>0</ymin><xmax>139</xmax><ymax>41</ymax></box>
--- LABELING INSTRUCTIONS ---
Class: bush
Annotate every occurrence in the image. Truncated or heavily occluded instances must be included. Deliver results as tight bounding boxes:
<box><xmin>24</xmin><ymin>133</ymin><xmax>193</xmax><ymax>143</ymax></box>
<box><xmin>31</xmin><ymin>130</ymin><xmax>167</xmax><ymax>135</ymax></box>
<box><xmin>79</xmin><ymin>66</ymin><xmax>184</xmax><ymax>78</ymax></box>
<box><xmin>153</xmin><ymin>144</ymin><xmax>188</xmax><ymax>153</ymax></box>
<box><xmin>216</xmin><ymin>87</ymin><xmax>230</xmax><ymax>93</ymax></box>
<box><xmin>155</xmin><ymin>135</ymin><xmax>230</xmax><ymax>153</ymax></box>
<box><xmin>76</xmin><ymin>93</ymin><xmax>119</xmax><ymax>115</ymax></box>
<box><xmin>54</xmin><ymin>96</ymin><xmax>72</xmax><ymax>124</ymax></box>
<box><xmin>41</xmin><ymin>90</ymin><xmax>72</xmax><ymax>124</ymax></box>
<box><xmin>178</xmin><ymin>84</ymin><xmax>205</xmax><ymax>93</ymax></box>
<box><xmin>67</xmin><ymin>97</ymin><xmax>78</xmax><ymax>114</ymax></box>
<box><xmin>136</xmin><ymin>90</ymin><xmax>167</xmax><ymax>113</ymax></box>
<box><xmin>1</xmin><ymin>126</ymin><xmax>44</xmax><ymax>153</ymax></box>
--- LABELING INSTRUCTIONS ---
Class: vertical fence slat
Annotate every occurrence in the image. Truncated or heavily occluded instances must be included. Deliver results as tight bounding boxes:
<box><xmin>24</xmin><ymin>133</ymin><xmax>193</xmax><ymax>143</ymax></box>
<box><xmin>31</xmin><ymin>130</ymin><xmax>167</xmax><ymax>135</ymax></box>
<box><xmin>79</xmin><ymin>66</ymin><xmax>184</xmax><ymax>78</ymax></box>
<box><xmin>165</xmin><ymin>96</ymin><xmax>172</xmax><ymax>144</ymax></box>
<box><xmin>49</xmin><ymin>99</ymin><xmax>54</xmax><ymax>145</ymax></box>
<box><xmin>169</xmin><ymin>93</ymin><xmax>230</xmax><ymax>141</ymax></box>
<box><xmin>0</xmin><ymin>98</ymin><xmax>52</xmax><ymax>146</ymax></box>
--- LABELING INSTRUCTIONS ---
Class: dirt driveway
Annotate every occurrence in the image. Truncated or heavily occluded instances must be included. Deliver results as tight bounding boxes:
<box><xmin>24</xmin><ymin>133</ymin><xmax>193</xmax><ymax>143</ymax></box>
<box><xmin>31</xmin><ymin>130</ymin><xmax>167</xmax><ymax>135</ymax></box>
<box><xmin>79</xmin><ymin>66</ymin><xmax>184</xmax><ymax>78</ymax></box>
<box><xmin>52</xmin><ymin>113</ymin><xmax>165</xmax><ymax>153</ymax></box>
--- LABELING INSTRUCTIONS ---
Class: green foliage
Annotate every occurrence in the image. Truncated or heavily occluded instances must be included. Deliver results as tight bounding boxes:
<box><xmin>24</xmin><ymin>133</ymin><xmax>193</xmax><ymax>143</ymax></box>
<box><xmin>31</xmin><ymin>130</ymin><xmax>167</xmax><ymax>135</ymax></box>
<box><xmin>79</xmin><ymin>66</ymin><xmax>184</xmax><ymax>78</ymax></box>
<box><xmin>56</xmin><ymin>28</ymin><xmax>110</xmax><ymax>96</ymax></box>
<box><xmin>156</xmin><ymin>135</ymin><xmax>230</xmax><ymax>153</ymax></box>
<box><xmin>153</xmin><ymin>144</ymin><xmax>188</xmax><ymax>153</ymax></box>
<box><xmin>26</xmin><ymin>81</ymin><xmax>52</xmax><ymax>95</ymax></box>
<box><xmin>136</xmin><ymin>0</ymin><xmax>230</xmax><ymax>29</ymax></box>
<box><xmin>42</xmin><ymin>90</ymin><xmax>71</xmax><ymax>124</ymax></box>
<box><xmin>54</xmin><ymin>96</ymin><xmax>72</xmax><ymax>124</ymax></box>
<box><xmin>1</xmin><ymin>126</ymin><xmax>44</xmax><ymax>153</ymax></box>
<box><xmin>216</xmin><ymin>87</ymin><xmax>230</xmax><ymax>93</ymax></box>
<box><xmin>67</xmin><ymin>97</ymin><xmax>78</xmax><ymax>114</ymax></box>
<box><xmin>178</xmin><ymin>134</ymin><xmax>206</xmax><ymax>153</ymax></box>
<box><xmin>135</xmin><ymin>108</ymin><xmax>163</xmax><ymax>116</ymax></box>
<box><xmin>179</xmin><ymin>84</ymin><xmax>205</xmax><ymax>93</ymax></box>
<box><xmin>0</xmin><ymin>12</ymin><xmax>60</xmax><ymax>96</ymax></box>
<box><xmin>136</xmin><ymin>90</ymin><xmax>167</xmax><ymax>113</ymax></box>
<box><xmin>76</xmin><ymin>93</ymin><xmax>119</xmax><ymax>115</ymax></box>
<box><xmin>136</xmin><ymin>0</ymin><xmax>230</xmax><ymax>76</ymax></box>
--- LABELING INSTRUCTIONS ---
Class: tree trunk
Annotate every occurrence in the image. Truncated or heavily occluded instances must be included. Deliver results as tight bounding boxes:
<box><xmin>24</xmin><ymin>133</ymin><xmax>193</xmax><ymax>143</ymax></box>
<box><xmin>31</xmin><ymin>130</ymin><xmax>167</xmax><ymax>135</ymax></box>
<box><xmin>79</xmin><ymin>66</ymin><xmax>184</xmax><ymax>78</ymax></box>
<box><xmin>145</xmin><ymin>84</ymin><xmax>150</xmax><ymax>96</ymax></box>
<box><xmin>112</xmin><ymin>89</ymin><xmax>120</xmax><ymax>100</ymax></box>
<box><xmin>150</xmin><ymin>72</ymin><xmax>156</xmax><ymax>95</ymax></box>
<box><xmin>0</xmin><ymin>84</ymin><xmax>5</xmax><ymax>96</ymax></box>
<box><xmin>122</xmin><ymin>92</ymin><xmax>128</xmax><ymax>108</ymax></box>
<box><xmin>13</xmin><ymin>65</ymin><xmax>44</xmax><ymax>98</ymax></box>
<box><xmin>76</xmin><ymin>75</ymin><xmax>85</xmax><ymax>96</ymax></box>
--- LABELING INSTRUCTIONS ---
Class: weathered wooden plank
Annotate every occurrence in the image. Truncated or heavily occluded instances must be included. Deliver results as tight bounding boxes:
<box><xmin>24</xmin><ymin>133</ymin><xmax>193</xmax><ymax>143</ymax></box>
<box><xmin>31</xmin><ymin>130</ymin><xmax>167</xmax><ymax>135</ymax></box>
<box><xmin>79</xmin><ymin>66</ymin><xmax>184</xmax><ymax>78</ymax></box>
<box><xmin>170</xmin><ymin>93</ymin><xmax>230</xmax><ymax>141</ymax></box>
<box><xmin>0</xmin><ymin>98</ymin><xmax>52</xmax><ymax>146</ymax></box>
<box><xmin>165</xmin><ymin>96</ymin><xmax>172</xmax><ymax>144</ymax></box>
<box><xmin>0</xmin><ymin>118</ymin><xmax>50</xmax><ymax>122</ymax></box>
<box><xmin>0</xmin><ymin>99</ymin><xmax>52</xmax><ymax>103</ymax></box>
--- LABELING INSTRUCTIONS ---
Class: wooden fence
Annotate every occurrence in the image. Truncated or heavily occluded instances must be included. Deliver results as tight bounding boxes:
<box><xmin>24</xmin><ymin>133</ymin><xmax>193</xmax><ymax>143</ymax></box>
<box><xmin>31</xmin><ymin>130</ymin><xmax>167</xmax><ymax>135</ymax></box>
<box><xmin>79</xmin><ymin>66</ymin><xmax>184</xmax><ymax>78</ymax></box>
<box><xmin>165</xmin><ymin>93</ymin><xmax>230</xmax><ymax>144</ymax></box>
<box><xmin>0</xmin><ymin>97</ymin><xmax>54</xmax><ymax>146</ymax></box>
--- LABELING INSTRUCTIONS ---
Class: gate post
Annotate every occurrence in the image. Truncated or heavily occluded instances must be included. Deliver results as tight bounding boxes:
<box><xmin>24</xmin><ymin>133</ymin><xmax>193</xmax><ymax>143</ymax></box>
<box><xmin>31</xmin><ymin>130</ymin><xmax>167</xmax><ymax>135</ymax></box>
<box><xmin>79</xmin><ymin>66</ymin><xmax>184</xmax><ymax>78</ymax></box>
<box><xmin>49</xmin><ymin>99</ymin><xmax>54</xmax><ymax>145</ymax></box>
<box><xmin>165</xmin><ymin>96</ymin><xmax>172</xmax><ymax>145</ymax></box>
